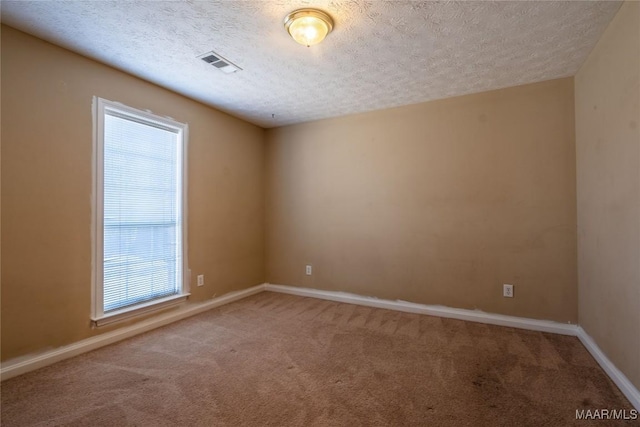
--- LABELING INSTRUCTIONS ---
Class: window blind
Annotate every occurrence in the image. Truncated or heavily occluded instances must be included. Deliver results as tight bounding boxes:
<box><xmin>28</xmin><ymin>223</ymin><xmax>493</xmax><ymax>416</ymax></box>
<box><xmin>102</xmin><ymin>112</ymin><xmax>183</xmax><ymax>313</ymax></box>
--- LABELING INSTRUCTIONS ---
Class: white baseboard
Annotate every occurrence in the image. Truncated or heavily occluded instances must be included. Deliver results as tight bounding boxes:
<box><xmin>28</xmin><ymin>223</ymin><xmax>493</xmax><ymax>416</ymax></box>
<box><xmin>264</xmin><ymin>283</ymin><xmax>578</xmax><ymax>335</ymax></box>
<box><xmin>577</xmin><ymin>327</ymin><xmax>640</xmax><ymax>411</ymax></box>
<box><xmin>0</xmin><ymin>283</ymin><xmax>266</xmax><ymax>381</ymax></box>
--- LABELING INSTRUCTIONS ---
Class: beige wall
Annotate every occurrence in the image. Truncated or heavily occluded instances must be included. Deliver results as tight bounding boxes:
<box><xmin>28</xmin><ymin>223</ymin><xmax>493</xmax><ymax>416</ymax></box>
<box><xmin>575</xmin><ymin>1</ymin><xmax>640</xmax><ymax>390</ymax></box>
<box><xmin>1</xmin><ymin>26</ymin><xmax>265</xmax><ymax>361</ymax></box>
<box><xmin>266</xmin><ymin>78</ymin><xmax>578</xmax><ymax>323</ymax></box>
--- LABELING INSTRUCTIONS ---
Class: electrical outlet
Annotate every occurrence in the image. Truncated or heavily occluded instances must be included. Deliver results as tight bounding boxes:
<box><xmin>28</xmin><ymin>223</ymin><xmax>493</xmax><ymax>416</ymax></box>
<box><xmin>305</xmin><ymin>265</ymin><xmax>312</xmax><ymax>276</ymax></box>
<box><xmin>503</xmin><ymin>284</ymin><xmax>514</xmax><ymax>298</ymax></box>
<box><xmin>197</xmin><ymin>275</ymin><xmax>204</xmax><ymax>287</ymax></box>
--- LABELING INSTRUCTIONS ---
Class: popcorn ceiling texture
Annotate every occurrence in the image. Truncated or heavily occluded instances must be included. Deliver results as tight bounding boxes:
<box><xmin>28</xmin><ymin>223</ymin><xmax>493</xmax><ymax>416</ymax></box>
<box><xmin>1</xmin><ymin>1</ymin><xmax>621</xmax><ymax>128</ymax></box>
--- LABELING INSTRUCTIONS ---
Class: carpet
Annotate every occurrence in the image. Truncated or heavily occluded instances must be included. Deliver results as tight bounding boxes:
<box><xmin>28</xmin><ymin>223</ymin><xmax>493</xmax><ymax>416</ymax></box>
<box><xmin>1</xmin><ymin>291</ymin><xmax>636</xmax><ymax>426</ymax></box>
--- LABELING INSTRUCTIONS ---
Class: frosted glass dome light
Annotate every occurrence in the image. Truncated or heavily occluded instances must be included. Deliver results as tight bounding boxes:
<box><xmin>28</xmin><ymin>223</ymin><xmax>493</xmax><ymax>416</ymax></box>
<box><xmin>284</xmin><ymin>9</ymin><xmax>334</xmax><ymax>47</ymax></box>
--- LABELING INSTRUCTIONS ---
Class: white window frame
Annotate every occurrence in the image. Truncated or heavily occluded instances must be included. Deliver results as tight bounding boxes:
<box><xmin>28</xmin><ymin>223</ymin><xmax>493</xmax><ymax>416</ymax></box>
<box><xmin>91</xmin><ymin>97</ymin><xmax>189</xmax><ymax>326</ymax></box>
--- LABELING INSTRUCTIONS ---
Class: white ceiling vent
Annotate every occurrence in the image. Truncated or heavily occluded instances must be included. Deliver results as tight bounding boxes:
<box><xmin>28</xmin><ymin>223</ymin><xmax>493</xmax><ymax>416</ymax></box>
<box><xmin>198</xmin><ymin>51</ymin><xmax>241</xmax><ymax>74</ymax></box>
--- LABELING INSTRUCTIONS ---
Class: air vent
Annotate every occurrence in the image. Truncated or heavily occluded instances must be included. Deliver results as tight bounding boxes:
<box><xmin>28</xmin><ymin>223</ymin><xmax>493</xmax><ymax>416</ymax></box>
<box><xmin>198</xmin><ymin>51</ymin><xmax>241</xmax><ymax>74</ymax></box>
<box><xmin>201</xmin><ymin>54</ymin><xmax>219</xmax><ymax>64</ymax></box>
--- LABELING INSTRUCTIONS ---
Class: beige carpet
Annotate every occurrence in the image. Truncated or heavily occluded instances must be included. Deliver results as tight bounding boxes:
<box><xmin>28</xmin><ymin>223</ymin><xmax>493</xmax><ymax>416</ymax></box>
<box><xmin>1</xmin><ymin>292</ymin><xmax>635</xmax><ymax>426</ymax></box>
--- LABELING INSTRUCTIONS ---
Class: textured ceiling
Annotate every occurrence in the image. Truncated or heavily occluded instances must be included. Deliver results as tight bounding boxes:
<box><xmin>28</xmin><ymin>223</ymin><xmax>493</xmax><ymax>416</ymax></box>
<box><xmin>1</xmin><ymin>1</ymin><xmax>621</xmax><ymax>128</ymax></box>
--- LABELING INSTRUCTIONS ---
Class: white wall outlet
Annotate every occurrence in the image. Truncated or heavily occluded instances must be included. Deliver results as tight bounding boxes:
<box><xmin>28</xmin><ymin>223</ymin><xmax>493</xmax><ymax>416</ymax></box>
<box><xmin>197</xmin><ymin>275</ymin><xmax>204</xmax><ymax>287</ymax></box>
<box><xmin>305</xmin><ymin>265</ymin><xmax>312</xmax><ymax>276</ymax></box>
<box><xmin>503</xmin><ymin>284</ymin><xmax>514</xmax><ymax>298</ymax></box>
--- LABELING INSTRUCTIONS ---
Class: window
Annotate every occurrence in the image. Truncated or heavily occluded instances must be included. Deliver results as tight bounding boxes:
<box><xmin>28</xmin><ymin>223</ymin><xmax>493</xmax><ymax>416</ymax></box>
<box><xmin>92</xmin><ymin>98</ymin><xmax>189</xmax><ymax>326</ymax></box>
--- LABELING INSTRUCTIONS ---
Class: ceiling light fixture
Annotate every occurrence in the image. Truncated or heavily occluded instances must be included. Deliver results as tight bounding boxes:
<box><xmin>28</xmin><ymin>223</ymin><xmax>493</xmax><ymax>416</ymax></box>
<box><xmin>284</xmin><ymin>8</ymin><xmax>334</xmax><ymax>47</ymax></box>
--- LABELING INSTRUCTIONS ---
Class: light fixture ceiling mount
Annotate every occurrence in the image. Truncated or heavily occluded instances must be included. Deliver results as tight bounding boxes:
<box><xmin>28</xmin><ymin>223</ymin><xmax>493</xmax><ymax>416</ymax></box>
<box><xmin>284</xmin><ymin>8</ymin><xmax>334</xmax><ymax>47</ymax></box>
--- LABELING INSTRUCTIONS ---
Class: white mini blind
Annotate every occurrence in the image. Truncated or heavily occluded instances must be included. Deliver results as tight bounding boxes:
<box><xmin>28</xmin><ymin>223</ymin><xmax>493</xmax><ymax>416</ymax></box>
<box><xmin>102</xmin><ymin>110</ymin><xmax>183</xmax><ymax>313</ymax></box>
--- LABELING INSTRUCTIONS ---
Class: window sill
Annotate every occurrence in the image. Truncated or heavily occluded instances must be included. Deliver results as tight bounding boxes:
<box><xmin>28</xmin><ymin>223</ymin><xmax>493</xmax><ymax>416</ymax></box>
<box><xmin>91</xmin><ymin>293</ymin><xmax>190</xmax><ymax>327</ymax></box>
